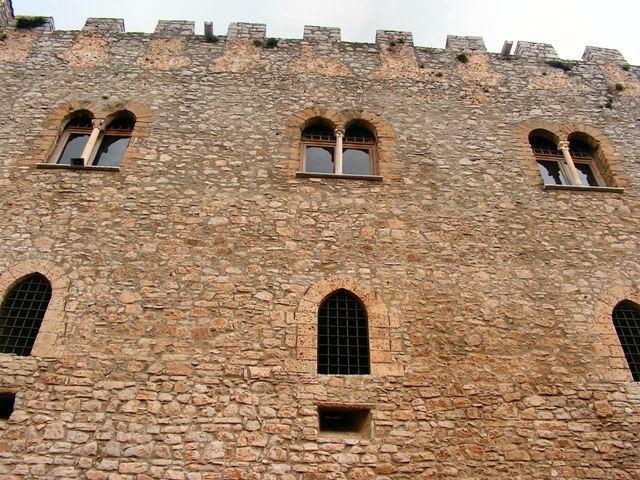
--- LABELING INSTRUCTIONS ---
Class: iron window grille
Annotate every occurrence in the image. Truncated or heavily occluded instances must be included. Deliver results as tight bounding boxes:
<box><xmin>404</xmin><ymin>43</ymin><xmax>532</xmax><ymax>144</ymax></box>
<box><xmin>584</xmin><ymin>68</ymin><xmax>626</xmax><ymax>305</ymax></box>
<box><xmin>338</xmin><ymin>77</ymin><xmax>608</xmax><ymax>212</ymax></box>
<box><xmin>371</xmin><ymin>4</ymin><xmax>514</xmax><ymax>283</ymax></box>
<box><xmin>0</xmin><ymin>273</ymin><xmax>52</xmax><ymax>356</ymax></box>
<box><xmin>612</xmin><ymin>300</ymin><xmax>640</xmax><ymax>381</ymax></box>
<box><xmin>317</xmin><ymin>289</ymin><xmax>370</xmax><ymax>375</ymax></box>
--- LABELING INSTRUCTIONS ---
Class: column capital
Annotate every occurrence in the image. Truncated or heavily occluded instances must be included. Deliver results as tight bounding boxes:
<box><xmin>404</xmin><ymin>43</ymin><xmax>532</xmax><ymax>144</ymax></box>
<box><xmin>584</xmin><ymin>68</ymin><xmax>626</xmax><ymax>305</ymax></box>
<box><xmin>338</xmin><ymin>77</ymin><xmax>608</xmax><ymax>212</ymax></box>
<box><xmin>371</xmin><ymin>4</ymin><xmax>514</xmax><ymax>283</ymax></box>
<box><xmin>91</xmin><ymin>119</ymin><xmax>105</xmax><ymax>130</ymax></box>
<box><xmin>334</xmin><ymin>128</ymin><xmax>345</xmax><ymax>138</ymax></box>
<box><xmin>557</xmin><ymin>140</ymin><xmax>570</xmax><ymax>151</ymax></box>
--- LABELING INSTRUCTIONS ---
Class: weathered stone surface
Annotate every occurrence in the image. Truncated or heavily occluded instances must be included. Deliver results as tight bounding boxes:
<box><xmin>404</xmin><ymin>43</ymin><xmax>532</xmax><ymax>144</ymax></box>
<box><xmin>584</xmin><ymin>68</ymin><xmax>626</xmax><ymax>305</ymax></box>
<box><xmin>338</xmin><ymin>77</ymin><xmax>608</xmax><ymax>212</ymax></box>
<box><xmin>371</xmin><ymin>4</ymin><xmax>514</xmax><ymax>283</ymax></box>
<box><xmin>0</xmin><ymin>2</ymin><xmax>638</xmax><ymax>479</ymax></box>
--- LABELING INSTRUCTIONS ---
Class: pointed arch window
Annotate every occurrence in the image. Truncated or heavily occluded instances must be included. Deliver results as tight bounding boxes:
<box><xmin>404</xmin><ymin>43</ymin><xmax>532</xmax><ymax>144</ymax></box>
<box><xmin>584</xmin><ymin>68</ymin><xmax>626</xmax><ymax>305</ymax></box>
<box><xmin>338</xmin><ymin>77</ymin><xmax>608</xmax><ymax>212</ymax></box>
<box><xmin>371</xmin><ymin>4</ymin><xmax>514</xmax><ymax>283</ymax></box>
<box><xmin>612</xmin><ymin>300</ymin><xmax>640</xmax><ymax>381</ymax></box>
<box><xmin>0</xmin><ymin>274</ymin><xmax>52</xmax><ymax>356</ymax></box>
<box><xmin>317</xmin><ymin>289</ymin><xmax>370</xmax><ymax>375</ymax></box>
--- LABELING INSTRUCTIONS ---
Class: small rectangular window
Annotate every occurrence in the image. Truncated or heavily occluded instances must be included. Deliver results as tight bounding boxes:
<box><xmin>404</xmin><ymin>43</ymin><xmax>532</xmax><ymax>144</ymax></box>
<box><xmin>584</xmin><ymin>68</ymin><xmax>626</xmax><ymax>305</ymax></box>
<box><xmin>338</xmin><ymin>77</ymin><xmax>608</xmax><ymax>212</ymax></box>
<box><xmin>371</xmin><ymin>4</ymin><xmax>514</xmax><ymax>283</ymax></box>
<box><xmin>318</xmin><ymin>406</ymin><xmax>371</xmax><ymax>437</ymax></box>
<box><xmin>0</xmin><ymin>393</ymin><xmax>16</xmax><ymax>420</ymax></box>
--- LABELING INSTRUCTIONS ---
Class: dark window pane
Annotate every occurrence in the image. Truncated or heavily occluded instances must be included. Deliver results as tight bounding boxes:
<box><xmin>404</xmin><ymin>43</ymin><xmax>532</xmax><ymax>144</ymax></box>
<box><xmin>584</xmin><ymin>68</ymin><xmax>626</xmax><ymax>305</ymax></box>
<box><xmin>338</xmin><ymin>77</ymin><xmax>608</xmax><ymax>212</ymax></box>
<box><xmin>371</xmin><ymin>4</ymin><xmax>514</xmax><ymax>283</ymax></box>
<box><xmin>537</xmin><ymin>160</ymin><xmax>565</xmax><ymax>185</ymax></box>
<box><xmin>58</xmin><ymin>133</ymin><xmax>89</xmax><ymax>165</ymax></box>
<box><xmin>317</xmin><ymin>290</ymin><xmax>369</xmax><ymax>375</ymax></box>
<box><xmin>612</xmin><ymin>301</ymin><xmax>640</xmax><ymax>381</ymax></box>
<box><xmin>343</xmin><ymin>148</ymin><xmax>372</xmax><ymax>175</ymax></box>
<box><xmin>0</xmin><ymin>274</ymin><xmax>51</xmax><ymax>357</ymax></box>
<box><xmin>305</xmin><ymin>146</ymin><xmax>334</xmax><ymax>173</ymax></box>
<box><xmin>575</xmin><ymin>163</ymin><xmax>599</xmax><ymax>187</ymax></box>
<box><xmin>93</xmin><ymin>136</ymin><xmax>130</xmax><ymax>167</ymax></box>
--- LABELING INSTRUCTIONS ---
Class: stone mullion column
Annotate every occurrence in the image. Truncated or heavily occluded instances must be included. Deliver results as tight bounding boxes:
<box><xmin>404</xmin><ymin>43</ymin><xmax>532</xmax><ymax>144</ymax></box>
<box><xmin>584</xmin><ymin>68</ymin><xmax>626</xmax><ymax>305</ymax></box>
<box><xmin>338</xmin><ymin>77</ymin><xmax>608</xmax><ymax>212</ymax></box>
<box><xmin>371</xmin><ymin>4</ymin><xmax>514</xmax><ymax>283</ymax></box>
<box><xmin>558</xmin><ymin>140</ymin><xmax>581</xmax><ymax>186</ymax></box>
<box><xmin>80</xmin><ymin>120</ymin><xmax>104</xmax><ymax>166</ymax></box>
<box><xmin>334</xmin><ymin>129</ymin><xmax>344</xmax><ymax>175</ymax></box>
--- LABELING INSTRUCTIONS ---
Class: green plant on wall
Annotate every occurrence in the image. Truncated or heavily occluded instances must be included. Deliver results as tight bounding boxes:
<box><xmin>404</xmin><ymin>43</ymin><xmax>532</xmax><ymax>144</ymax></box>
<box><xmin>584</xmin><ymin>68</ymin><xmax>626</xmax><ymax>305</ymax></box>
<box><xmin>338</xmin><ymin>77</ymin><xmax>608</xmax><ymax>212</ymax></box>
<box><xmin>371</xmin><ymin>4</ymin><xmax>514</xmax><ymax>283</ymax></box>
<box><xmin>14</xmin><ymin>16</ymin><xmax>47</xmax><ymax>29</ymax></box>
<box><xmin>456</xmin><ymin>53</ymin><xmax>469</xmax><ymax>63</ymax></box>
<box><xmin>545</xmin><ymin>59</ymin><xmax>572</xmax><ymax>72</ymax></box>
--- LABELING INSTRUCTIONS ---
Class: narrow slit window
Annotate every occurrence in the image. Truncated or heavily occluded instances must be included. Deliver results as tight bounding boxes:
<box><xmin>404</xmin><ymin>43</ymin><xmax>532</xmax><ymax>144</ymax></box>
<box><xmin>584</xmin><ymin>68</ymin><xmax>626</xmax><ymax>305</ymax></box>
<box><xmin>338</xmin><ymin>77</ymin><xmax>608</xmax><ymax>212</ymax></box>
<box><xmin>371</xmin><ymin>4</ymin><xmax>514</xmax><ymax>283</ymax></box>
<box><xmin>0</xmin><ymin>273</ymin><xmax>52</xmax><ymax>356</ymax></box>
<box><xmin>612</xmin><ymin>300</ymin><xmax>640</xmax><ymax>381</ymax></box>
<box><xmin>317</xmin><ymin>289</ymin><xmax>370</xmax><ymax>375</ymax></box>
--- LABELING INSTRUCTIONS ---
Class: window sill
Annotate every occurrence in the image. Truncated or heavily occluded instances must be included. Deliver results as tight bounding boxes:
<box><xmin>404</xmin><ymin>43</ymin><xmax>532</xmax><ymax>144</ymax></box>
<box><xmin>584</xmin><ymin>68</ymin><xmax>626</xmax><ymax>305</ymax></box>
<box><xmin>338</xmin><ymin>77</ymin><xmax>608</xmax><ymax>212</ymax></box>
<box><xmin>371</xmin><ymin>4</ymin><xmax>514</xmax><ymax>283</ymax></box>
<box><xmin>36</xmin><ymin>163</ymin><xmax>120</xmax><ymax>172</ymax></box>
<box><xmin>296</xmin><ymin>172</ymin><xmax>383</xmax><ymax>182</ymax></box>
<box><xmin>543</xmin><ymin>184</ymin><xmax>624</xmax><ymax>193</ymax></box>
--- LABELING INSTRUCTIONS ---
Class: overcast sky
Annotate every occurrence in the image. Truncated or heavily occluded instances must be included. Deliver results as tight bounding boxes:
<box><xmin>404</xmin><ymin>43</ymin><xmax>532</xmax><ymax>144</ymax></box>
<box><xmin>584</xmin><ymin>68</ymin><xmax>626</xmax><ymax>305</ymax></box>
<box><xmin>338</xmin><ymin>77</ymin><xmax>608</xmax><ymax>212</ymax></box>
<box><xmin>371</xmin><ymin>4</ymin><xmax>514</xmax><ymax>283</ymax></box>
<box><xmin>14</xmin><ymin>0</ymin><xmax>640</xmax><ymax>64</ymax></box>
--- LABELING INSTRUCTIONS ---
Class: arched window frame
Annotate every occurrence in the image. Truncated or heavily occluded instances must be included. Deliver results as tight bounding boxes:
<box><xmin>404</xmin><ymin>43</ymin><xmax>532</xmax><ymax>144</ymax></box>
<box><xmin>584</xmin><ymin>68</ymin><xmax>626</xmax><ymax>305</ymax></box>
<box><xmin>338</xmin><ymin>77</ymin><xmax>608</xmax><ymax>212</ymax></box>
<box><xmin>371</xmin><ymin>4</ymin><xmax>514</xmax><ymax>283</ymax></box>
<box><xmin>87</xmin><ymin>111</ymin><xmax>136</xmax><ymax>168</ymax></box>
<box><xmin>317</xmin><ymin>289</ymin><xmax>371</xmax><ymax>375</ymax></box>
<box><xmin>301</xmin><ymin>120</ymin><xmax>337</xmax><ymax>175</ymax></box>
<box><xmin>520</xmin><ymin>121</ymin><xmax>624</xmax><ymax>191</ymax></box>
<box><xmin>301</xmin><ymin>119</ymin><xmax>378</xmax><ymax>177</ymax></box>
<box><xmin>611</xmin><ymin>300</ymin><xmax>640</xmax><ymax>382</ymax></box>
<box><xmin>0</xmin><ymin>273</ymin><xmax>52</xmax><ymax>357</ymax></box>
<box><xmin>49</xmin><ymin>109</ymin><xmax>136</xmax><ymax>168</ymax></box>
<box><xmin>49</xmin><ymin>110</ymin><xmax>95</xmax><ymax>166</ymax></box>
<box><xmin>288</xmin><ymin>275</ymin><xmax>404</xmax><ymax>376</ymax></box>
<box><xmin>0</xmin><ymin>262</ymin><xmax>69</xmax><ymax>359</ymax></box>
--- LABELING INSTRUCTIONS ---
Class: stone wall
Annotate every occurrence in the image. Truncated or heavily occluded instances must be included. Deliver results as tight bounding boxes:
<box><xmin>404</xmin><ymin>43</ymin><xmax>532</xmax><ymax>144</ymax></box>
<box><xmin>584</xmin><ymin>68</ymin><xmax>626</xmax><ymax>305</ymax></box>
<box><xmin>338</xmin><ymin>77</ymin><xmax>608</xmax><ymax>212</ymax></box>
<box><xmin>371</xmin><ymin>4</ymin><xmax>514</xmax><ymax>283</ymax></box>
<box><xmin>0</xmin><ymin>12</ymin><xmax>639</xmax><ymax>480</ymax></box>
<box><xmin>0</xmin><ymin>0</ymin><xmax>13</xmax><ymax>30</ymax></box>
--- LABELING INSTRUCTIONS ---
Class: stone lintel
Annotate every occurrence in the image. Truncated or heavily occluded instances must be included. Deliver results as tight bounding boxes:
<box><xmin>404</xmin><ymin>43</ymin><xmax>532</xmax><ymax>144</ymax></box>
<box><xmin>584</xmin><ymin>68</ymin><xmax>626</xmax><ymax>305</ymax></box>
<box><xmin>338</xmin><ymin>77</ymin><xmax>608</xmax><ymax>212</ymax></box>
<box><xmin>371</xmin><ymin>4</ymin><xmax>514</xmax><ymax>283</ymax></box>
<box><xmin>227</xmin><ymin>22</ymin><xmax>266</xmax><ymax>40</ymax></box>
<box><xmin>82</xmin><ymin>18</ymin><xmax>124</xmax><ymax>34</ymax></box>
<box><xmin>514</xmin><ymin>41</ymin><xmax>558</xmax><ymax>59</ymax></box>
<box><xmin>582</xmin><ymin>46</ymin><xmax>627</xmax><ymax>64</ymax></box>
<box><xmin>375</xmin><ymin>30</ymin><xmax>414</xmax><ymax>47</ymax></box>
<box><xmin>445</xmin><ymin>35</ymin><xmax>486</xmax><ymax>52</ymax></box>
<box><xmin>303</xmin><ymin>25</ymin><xmax>341</xmax><ymax>43</ymax></box>
<box><xmin>155</xmin><ymin>20</ymin><xmax>195</xmax><ymax>35</ymax></box>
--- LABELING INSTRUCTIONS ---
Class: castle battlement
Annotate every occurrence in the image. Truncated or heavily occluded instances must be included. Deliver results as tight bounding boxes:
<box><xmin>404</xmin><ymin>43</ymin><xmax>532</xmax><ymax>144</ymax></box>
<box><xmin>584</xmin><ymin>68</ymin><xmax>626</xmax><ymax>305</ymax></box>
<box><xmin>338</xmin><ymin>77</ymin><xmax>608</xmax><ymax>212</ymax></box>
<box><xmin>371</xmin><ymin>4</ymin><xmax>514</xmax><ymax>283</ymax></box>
<box><xmin>0</xmin><ymin>8</ymin><xmax>634</xmax><ymax>67</ymax></box>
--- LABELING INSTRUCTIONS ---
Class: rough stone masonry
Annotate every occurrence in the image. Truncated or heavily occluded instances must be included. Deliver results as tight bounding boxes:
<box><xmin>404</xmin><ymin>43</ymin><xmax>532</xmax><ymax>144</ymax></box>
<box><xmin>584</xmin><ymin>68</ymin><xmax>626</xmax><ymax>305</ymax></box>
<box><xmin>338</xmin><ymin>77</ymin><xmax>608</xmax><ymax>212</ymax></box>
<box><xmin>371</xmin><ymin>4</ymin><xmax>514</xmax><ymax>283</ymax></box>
<box><xmin>0</xmin><ymin>0</ymin><xmax>639</xmax><ymax>478</ymax></box>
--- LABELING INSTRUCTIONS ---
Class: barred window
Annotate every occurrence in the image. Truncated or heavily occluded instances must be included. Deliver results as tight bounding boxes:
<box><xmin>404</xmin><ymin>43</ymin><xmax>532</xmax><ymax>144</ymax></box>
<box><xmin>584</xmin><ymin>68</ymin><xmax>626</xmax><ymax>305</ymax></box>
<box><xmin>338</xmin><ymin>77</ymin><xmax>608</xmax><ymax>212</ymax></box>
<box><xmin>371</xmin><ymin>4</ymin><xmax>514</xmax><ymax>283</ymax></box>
<box><xmin>302</xmin><ymin>122</ymin><xmax>336</xmax><ymax>174</ymax></box>
<box><xmin>612</xmin><ymin>300</ymin><xmax>640</xmax><ymax>381</ymax></box>
<box><xmin>0</xmin><ymin>274</ymin><xmax>52</xmax><ymax>356</ymax></box>
<box><xmin>317</xmin><ymin>289</ymin><xmax>370</xmax><ymax>375</ymax></box>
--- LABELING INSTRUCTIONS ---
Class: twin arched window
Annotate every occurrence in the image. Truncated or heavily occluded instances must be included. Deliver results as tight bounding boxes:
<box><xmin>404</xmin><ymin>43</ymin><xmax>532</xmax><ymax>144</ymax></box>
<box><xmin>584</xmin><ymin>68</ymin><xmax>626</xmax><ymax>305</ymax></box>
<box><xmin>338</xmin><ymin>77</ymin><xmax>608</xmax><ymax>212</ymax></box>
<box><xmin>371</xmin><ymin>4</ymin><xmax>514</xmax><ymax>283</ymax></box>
<box><xmin>54</xmin><ymin>110</ymin><xmax>135</xmax><ymax>167</ymax></box>
<box><xmin>0</xmin><ymin>273</ymin><xmax>51</xmax><ymax>356</ymax></box>
<box><xmin>317</xmin><ymin>289</ymin><xmax>370</xmax><ymax>375</ymax></box>
<box><xmin>302</xmin><ymin>121</ymin><xmax>377</xmax><ymax>176</ymax></box>
<box><xmin>529</xmin><ymin>130</ymin><xmax>609</xmax><ymax>187</ymax></box>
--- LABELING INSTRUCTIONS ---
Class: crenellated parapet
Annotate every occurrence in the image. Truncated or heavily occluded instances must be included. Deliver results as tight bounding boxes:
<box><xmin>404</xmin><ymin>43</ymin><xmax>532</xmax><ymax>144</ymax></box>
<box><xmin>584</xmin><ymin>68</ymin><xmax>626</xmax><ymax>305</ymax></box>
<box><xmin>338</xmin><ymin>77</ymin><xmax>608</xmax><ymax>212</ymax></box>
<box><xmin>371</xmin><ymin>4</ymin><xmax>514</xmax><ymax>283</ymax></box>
<box><xmin>582</xmin><ymin>46</ymin><xmax>627</xmax><ymax>65</ymax></box>
<box><xmin>445</xmin><ymin>35</ymin><xmax>486</xmax><ymax>53</ymax></box>
<box><xmin>1</xmin><ymin>9</ymin><xmax>636</xmax><ymax>73</ymax></box>
<box><xmin>82</xmin><ymin>18</ymin><xmax>124</xmax><ymax>34</ymax></box>
<box><xmin>514</xmin><ymin>41</ymin><xmax>559</xmax><ymax>59</ymax></box>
